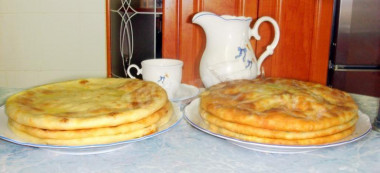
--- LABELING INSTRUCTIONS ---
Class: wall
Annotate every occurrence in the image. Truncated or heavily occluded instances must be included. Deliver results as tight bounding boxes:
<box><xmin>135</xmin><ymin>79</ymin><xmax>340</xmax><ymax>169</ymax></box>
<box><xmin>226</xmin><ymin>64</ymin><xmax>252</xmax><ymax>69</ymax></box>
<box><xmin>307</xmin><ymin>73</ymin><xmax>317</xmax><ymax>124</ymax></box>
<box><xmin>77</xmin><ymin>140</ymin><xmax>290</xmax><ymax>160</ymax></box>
<box><xmin>0</xmin><ymin>0</ymin><xmax>106</xmax><ymax>88</ymax></box>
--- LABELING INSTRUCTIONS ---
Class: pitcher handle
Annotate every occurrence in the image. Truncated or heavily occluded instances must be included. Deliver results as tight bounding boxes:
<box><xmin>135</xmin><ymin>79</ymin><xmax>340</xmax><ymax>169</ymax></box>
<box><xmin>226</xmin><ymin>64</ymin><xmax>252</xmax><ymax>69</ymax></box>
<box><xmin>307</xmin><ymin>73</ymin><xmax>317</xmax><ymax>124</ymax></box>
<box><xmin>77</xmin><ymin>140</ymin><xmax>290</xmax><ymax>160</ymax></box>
<box><xmin>250</xmin><ymin>16</ymin><xmax>280</xmax><ymax>75</ymax></box>
<box><xmin>126</xmin><ymin>64</ymin><xmax>142</xmax><ymax>79</ymax></box>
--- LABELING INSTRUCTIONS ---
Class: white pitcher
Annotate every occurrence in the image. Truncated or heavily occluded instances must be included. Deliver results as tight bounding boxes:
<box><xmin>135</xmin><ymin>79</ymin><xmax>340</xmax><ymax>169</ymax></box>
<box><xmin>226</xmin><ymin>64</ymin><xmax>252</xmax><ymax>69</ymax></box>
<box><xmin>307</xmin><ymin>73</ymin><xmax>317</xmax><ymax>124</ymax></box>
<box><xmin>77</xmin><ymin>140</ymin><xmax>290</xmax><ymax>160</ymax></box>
<box><xmin>192</xmin><ymin>12</ymin><xmax>280</xmax><ymax>87</ymax></box>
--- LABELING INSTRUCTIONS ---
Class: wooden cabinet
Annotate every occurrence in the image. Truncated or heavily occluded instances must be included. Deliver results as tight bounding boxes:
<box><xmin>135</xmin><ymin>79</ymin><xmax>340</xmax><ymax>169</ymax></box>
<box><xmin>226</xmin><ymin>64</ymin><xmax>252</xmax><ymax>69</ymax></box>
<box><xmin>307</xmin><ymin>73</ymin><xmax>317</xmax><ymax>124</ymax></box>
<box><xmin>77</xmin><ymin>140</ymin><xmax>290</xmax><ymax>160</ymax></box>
<box><xmin>162</xmin><ymin>0</ymin><xmax>333</xmax><ymax>86</ymax></box>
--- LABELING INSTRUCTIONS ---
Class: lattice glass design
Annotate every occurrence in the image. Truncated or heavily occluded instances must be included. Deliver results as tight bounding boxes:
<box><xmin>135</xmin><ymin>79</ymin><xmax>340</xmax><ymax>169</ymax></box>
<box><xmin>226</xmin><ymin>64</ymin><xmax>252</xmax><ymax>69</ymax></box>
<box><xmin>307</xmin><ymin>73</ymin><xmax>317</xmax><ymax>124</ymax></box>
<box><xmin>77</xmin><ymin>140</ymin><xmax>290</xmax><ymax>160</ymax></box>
<box><xmin>110</xmin><ymin>0</ymin><xmax>162</xmax><ymax>78</ymax></box>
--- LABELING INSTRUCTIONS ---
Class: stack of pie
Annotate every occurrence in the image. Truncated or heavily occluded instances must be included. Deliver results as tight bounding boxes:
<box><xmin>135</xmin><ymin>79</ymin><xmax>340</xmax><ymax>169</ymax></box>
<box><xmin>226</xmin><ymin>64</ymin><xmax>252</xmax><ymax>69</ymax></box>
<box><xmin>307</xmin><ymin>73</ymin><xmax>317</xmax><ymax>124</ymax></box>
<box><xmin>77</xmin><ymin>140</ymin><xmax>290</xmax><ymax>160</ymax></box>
<box><xmin>5</xmin><ymin>78</ymin><xmax>172</xmax><ymax>146</ymax></box>
<box><xmin>200</xmin><ymin>78</ymin><xmax>359</xmax><ymax>145</ymax></box>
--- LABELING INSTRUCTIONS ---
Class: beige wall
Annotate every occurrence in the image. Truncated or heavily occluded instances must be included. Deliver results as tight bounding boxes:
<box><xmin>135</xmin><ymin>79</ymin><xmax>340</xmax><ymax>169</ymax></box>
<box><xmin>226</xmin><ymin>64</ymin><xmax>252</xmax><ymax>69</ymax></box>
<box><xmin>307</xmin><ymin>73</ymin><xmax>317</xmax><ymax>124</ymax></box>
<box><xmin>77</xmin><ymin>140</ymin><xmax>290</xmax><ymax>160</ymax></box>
<box><xmin>0</xmin><ymin>0</ymin><xmax>107</xmax><ymax>88</ymax></box>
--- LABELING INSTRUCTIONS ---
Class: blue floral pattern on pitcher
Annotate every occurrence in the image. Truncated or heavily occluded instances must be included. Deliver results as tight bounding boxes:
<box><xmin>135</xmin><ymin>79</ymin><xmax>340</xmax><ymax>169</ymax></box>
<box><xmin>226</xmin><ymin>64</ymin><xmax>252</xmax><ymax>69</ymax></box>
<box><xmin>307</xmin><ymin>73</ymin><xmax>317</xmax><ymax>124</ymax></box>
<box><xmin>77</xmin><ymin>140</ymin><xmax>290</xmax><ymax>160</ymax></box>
<box><xmin>235</xmin><ymin>46</ymin><xmax>252</xmax><ymax>69</ymax></box>
<box><xmin>235</xmin><ymin>47</ymin><xmax>247</xmax><ymax>61</ymax></box>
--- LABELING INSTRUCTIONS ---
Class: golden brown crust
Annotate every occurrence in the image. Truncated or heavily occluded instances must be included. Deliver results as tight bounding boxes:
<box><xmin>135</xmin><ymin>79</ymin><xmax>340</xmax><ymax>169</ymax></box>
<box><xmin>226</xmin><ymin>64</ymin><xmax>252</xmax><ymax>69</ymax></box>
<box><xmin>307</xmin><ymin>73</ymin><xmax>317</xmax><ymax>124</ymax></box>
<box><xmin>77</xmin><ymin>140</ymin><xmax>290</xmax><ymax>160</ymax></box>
<box><xmin>9</xmin><ymin>102</ymin><xmax>173</xmax><ymax>140</ymax></box>
<box><xmin>5</xmin><ymin>78</ymin><xmax>168</xmax><ymax>130</ymax></box>
<box><xmin>9</xmin><ymin>123</ymin><xmax>158</xmax><ymax>146</ymax></box>
<box><xmin>200</xmin><ymin>78</ymin><xmax>358</xmax><ymax>132</ymax></box>
<box><xmin>207</xmin><ymin>123</ymin><xmax>355</xmax><ymax>145</ymax></box>
<box><xmin>201</xmin><ymin>110</ymin><xmax>358</xmax><ymax>140</ymax></box>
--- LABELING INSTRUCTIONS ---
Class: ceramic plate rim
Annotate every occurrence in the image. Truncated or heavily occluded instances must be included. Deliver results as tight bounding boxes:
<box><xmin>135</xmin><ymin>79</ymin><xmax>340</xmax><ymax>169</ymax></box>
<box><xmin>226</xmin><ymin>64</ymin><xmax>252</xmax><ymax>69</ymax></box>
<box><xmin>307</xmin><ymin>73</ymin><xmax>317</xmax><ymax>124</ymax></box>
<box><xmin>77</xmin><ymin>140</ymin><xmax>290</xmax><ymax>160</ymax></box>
<box><xmin>184</xmin><ymin>98</ymin><xmax>372</xmax><ymax>150</ymax></box>
<box><xmin>170</xmin><ymin>84</ymin><xmax>200</xmax><ymax>102</ymax></box>
<box><xmin>0</xmin><ymin>103</ymin><xmax>182</xmax><ymax>149</ymax></box>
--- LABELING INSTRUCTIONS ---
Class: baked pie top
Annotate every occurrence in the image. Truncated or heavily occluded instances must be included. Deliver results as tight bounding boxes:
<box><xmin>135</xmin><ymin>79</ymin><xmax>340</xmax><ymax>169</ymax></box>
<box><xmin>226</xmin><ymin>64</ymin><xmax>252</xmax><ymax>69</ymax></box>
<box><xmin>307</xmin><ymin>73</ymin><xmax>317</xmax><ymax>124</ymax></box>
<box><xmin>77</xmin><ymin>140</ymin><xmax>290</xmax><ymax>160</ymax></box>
<box><xmin>200</xmin><ymin>78</ymin><xmax>358</xmax><ymax>132</ymax></box>
<box><xmin>6</xmin><ymin>78</ymin><xmax>168</xmax><ymax>130</ymax></box>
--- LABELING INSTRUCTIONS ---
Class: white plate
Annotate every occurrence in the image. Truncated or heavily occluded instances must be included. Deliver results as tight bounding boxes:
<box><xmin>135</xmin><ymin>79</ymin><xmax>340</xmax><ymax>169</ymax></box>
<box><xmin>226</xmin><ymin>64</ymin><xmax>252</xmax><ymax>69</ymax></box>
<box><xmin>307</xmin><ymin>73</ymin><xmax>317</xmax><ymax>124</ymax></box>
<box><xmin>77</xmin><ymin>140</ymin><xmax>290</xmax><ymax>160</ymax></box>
<box><xmin>184</xmin><ymin>98</ymin><xmax>372</xmax><ymax>154</ymax></box>
<box><xmin>0</xmin><ymin>103</ymin><xmax>182</xmax><ymax>155</ymax></box>
<box><xmin>170</xmin><ymin>84</ymin><xmax>200</xmax><ymax>103</ymax></box>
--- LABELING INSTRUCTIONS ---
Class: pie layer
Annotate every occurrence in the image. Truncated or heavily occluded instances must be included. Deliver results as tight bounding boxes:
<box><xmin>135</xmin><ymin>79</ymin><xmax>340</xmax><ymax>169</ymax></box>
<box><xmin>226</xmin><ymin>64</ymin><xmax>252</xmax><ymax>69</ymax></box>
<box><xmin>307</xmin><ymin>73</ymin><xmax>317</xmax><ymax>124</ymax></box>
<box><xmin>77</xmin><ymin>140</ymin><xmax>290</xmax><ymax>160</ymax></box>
<box><xmin>200</xmin><ymin>78</ymin><xmax>358</xmax><ymax>132</ymax></box>
<box><xmin>207</xmin><ymin>123</ymin><xmax>355</xmax><ymax>145</ymax></box>
<box><xmin>9</xmin><ymin>123</ymin><xmax>158</xmax><ymax>146</ymax></box>
<box><xmin>9</xmin><ymin>104</ymin><xmax>172</xmax><ymax>146</ymax></box>
<box><xmin>6</xmin><ymin>78</ymin><xmax>168</xmax><ymax>130</ymax></box>
<box><xmin>9</xmin><ymin>102</ymin><xmax>172</xmax><ymax>140</ymax></box>
<box><xmin>200</xmin><ymin>110</ymin><xmax>358</xmax><ymax>140</ymax></box>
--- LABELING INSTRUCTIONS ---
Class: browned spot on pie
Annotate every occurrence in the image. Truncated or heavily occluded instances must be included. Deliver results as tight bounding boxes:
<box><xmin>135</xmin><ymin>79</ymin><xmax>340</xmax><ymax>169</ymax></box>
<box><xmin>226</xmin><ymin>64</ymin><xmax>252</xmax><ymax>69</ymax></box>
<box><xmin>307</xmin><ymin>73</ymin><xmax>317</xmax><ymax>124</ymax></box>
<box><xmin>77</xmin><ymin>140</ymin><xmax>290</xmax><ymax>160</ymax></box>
<box><xmin>79</xmin><ymin>80</ymin><xmax>89</xmax><ymax>85</ymax></box>
<box><xmin>41</xmin><ymin>102</ymin><xmax>51</xmax><ymax>107</ymax></box>
<box><xmin>131</xmin><ymin>102</ymin><xmax>139</xmax><ymax>107</ymax></box>
<box><xmin>25</xmin><ymin>91</ymin><xmax>35</xmax><ymax>97</ymax></box>
<box><xmin>60</xmin><ymin>118</ymin><xmax>69</xmax><ymax>123</ymax></box>
<box><xmin>62</xmin><ymin>112</ymin><xmax>76</xmax><ymax>116</ymax></box>
<box><xmin>90</xmin><ymin>108</ymin><xmax>111</xmax><ymax>114</ymax></box>
<box><xmin>146</xmin><ymin>128</ymin><xmax>157</xmax><ymax>135</ymax></box>
<box><xmin>31</xmin><ymin>107</ymin><xmax>43</xmax><ymax>112</ymax></box>
<box><xmin>17</xmin><ymin>98</ymin><xmax>33</xmax><ymax>106</ymax></box>
<box><xmin>41</xmin><ymin>90</ymin><xmax>54</xmax><ymax>95</ymax></box>
<box><xmin>108</xmin><ymin>112</ymin><xmax>118</xmax><ymax>117</ymax></box>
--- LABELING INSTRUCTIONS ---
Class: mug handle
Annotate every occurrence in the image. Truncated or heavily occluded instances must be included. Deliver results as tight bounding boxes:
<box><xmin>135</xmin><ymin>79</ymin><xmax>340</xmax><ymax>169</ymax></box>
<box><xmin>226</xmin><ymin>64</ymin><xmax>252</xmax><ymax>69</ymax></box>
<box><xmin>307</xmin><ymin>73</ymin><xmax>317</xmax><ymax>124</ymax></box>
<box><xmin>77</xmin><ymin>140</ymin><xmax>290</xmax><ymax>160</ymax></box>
<box><xmin>126</xmin><ymin>64</ymin><xmax>142</xmax><ymax>79</ymax></box>
<box><xmin>250</xmin><ymin>16</ymin><xmax>280</xmax><ymax>75</ymax></box>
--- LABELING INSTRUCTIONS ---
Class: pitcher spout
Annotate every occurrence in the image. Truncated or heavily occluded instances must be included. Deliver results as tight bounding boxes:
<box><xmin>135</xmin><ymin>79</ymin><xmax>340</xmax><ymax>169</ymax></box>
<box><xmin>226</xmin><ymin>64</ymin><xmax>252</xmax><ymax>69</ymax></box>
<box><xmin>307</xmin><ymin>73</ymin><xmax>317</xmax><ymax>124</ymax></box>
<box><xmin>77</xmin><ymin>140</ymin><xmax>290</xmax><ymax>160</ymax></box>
<box><xmin>193</xmin><ymin>12</ymin><xmax>252</xmax><ymax>31</ymax></box>
<box><xmin>192</xmin><ymin>12</ymin><xmax>219</xmax><ymax>27</ymax></box>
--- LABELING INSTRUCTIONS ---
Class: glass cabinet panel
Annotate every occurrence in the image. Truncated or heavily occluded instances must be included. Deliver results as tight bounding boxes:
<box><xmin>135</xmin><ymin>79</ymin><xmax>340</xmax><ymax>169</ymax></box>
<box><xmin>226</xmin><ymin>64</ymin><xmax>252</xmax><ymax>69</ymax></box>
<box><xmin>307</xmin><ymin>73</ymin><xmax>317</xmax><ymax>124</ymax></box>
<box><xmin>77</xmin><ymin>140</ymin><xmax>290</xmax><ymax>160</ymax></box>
<box><xmin>109</xmin><ymin>0</ymin><xmax>162</xmax><ymax>78</ymax></box>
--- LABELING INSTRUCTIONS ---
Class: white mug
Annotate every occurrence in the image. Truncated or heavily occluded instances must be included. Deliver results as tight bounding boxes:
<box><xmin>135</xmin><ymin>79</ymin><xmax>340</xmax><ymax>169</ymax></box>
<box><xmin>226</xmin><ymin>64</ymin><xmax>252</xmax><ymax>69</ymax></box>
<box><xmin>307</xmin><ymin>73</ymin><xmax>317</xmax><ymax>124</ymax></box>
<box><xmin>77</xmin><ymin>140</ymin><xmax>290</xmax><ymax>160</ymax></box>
<box><xmin>127</xmin><ymin>59</ymin><xmax>183</xmax><ymax>99</ymax></box>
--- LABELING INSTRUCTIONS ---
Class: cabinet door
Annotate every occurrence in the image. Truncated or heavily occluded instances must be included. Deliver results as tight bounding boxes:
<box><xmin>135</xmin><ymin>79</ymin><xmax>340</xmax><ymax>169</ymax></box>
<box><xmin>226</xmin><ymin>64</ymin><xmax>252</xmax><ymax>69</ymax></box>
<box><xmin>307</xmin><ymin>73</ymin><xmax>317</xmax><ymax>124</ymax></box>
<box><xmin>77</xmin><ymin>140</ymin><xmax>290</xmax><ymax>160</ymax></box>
<box><xmin>162</xmin><ymin>0</ymin><xmax>333</xmax><ymax>86</ymax></box>
<box><xmin>256</xmin><ymin>0</ymin><xmax>333</xmax><ymax>84</ymax></box>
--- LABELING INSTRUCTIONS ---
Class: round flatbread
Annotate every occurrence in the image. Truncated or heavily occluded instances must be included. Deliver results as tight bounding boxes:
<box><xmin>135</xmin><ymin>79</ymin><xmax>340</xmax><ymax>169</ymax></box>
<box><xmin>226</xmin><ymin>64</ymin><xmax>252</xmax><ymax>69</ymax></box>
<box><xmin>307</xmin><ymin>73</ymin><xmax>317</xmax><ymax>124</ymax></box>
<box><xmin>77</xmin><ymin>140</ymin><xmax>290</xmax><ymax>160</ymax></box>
<box><xmin>201</xmin><ymin>110</ymin><xmax>358</xmax><ymax>140</ymax></box>
<box><xmin>200</xmin><ymin>78</ymin><xmax>358</xmax><ymax>132</ymax></box>
<box><xmin>207</xmin><ymin>123</ymin><xmax>355</xmax><ymax>145</ymax></box>
<box><xmin>9</xmin><ymin>123</ymin><xmax>158</xmax><ymax>146</ymax></box>
<box><xmin>9</xmin><ymin>102</ymin><xmax>172</xmax><ymax>140</ymax></box>
<box><xmin>5</xmin><ymin>78</ymin><xmax>168</xmax><ymax>130</ymax></box>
